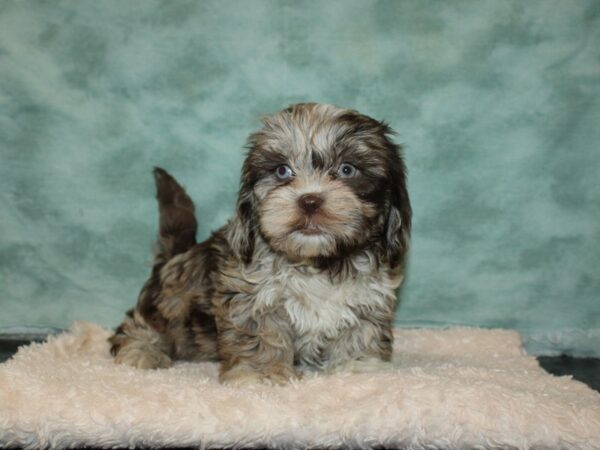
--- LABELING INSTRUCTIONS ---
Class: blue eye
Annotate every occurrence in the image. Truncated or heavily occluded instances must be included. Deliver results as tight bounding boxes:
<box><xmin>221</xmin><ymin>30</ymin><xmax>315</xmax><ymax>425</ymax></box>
<box><xmin>337</xmin><ymin>163</ymin><xmax>357</xmax><ymax>178</ymax></box>
<box><xmin>275</xmin><ymin>164</ymin><xmax>293</xmax><ymax>180</ymax></box>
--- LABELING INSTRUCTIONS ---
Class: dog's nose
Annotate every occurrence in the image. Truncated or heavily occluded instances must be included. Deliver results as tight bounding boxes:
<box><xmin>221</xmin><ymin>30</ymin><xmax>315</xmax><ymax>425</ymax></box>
<box><xmin>298</xmin><ymin>193</ymin><xmax>324</xmax><ymax>214</ymax></box>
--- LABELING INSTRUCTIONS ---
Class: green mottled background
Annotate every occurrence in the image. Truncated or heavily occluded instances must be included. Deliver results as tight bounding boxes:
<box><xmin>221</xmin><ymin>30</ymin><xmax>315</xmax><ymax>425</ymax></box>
<box><xmin>1</xmin><ymin>0</ymin><xmax>599</xmax><ymax>356</ymax></box>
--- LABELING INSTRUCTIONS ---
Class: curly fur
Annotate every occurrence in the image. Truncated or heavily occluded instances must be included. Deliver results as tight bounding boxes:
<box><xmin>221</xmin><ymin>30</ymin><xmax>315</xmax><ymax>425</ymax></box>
<box><xmin>109</xmin><ymin>103</ymin><xmax>412</xmax><ymax>385</ymax></box>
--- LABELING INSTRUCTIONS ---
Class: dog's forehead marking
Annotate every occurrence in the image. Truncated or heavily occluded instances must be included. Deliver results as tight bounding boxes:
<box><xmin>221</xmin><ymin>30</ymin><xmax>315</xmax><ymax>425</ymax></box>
<box><xmin>259</xmin><ymin>104</ymin><xmax>354</xmax><ymax>170</ymax></box>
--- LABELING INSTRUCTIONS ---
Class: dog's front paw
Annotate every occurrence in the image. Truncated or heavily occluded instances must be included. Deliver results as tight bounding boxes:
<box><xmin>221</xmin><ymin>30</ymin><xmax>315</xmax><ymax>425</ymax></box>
<box><xmin>330</xmin><ymin>357</ymin><xmax>394</xmax><ymax>375</ymax></box>
<box><xmin>263</xmin><ymin>362</ymin><xmax>302</xmax><ymax>385</ymax></box>
<box><xmin>220</xmin><ymin>363</ymin><xmax>300</xmax><ymax>387</ymax></box>
<box><xmin>113</xmin><ymin>343</ymin><xmax>172</xmax><ymax>370</ymax></box>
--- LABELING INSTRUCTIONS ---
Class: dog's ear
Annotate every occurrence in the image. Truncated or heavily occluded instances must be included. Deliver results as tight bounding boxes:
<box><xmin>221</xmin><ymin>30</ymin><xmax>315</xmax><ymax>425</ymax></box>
<box><xmin>383</xmin><ymin>142</ymin><xmax>412</xmax><ymax>269</ymax></box>
<box><xmin>226</xmin><ymin>158</ymin><xmax>257</xmax><ymax>264</ymax></box>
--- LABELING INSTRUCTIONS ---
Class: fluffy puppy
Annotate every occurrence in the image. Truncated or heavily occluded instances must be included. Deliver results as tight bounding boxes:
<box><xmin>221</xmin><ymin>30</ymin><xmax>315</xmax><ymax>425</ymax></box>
<box><xmin>109</xmin><ymin>103</ymin><xmax>412</xmax><ymax>385</ymax></box>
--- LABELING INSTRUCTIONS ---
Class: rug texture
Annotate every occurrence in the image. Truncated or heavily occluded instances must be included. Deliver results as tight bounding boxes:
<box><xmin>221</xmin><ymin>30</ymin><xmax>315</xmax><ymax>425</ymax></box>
<box><xmin>0</xmin><ymin>322</ymin><xmax>598</xmax><ymax>449</ymax></box>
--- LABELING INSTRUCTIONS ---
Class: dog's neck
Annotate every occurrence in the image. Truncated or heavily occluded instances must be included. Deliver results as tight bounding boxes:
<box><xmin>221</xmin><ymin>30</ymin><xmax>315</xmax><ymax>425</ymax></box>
<box><xmin>248</xmin><ymin>234</ymin><xmax>390</xmax><ymax>281</ymax></box>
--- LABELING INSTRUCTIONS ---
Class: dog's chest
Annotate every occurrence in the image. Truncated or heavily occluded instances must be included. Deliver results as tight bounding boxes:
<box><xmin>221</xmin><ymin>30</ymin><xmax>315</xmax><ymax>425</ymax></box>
<box><xmin>284</xmin><ymin>277</ymin><xmax>355</xmax><ymax>337</ymax></box>
<box><xmin>278</xmin><ymin>270</ymin><xmax>387</xmax><ymax>338</ymax></box>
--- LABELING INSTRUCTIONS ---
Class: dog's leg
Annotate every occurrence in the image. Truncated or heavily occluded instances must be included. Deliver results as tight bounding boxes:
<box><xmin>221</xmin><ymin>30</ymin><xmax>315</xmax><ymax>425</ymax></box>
<box><xmin>324</xmin><ymin>318</ymin><xmax>395</xmax><ymax>374</ymax></box>
<box><xmin>109</xmin><ymin>308</ymin><xmax>172</xmax><ymax>369</ymax></box>
<box><xmin>215</xmin><ymin>302</ymin><xmax>299</xmax><ymax>386</ymax></box>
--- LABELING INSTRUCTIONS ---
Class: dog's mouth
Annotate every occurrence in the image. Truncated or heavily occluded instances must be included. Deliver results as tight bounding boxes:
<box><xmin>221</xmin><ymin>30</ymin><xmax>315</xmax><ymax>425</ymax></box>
<box><xmin>298</xmin><ymin>224</ymin><xmax>323</xmax><ymax>235</ymax></box>
<box><xmin>294</xmin><ymin>221</ymin><xmax>325</xmax><ymax>236</ymax></box>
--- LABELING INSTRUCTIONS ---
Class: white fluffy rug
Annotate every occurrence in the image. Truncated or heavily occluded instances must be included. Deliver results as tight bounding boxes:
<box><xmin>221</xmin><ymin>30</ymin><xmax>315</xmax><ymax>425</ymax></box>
<box><xmin>0</xmin><ymin>322</ymin><xmax>599</xmax><ymax>449</ymax></box>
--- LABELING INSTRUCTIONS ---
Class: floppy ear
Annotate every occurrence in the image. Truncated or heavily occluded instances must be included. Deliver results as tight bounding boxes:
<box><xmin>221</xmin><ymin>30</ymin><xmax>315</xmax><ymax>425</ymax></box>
<box><xmin>226</xmin><ymin>159</ymin><xmax>257</xmax><ymax>264</ymax></box>
<box><xmin>383</xmin><ymin>143</ymin><xmax>412</xmax><ymax>268</ymax></box>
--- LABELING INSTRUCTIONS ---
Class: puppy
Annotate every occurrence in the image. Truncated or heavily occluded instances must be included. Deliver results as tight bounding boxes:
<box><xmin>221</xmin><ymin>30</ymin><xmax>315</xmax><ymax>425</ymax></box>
<box><xmin>109</xmin><ymin>103</ymin><xmax>411</xmax><ymax>385</ymax></box>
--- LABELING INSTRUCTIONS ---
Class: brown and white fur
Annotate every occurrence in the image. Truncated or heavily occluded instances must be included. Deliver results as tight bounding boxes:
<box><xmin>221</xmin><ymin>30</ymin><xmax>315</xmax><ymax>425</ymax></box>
<box><xmin>109</xmin><ymin>103</ymin><xmax>412</xmax><ymax>385</ymax></box>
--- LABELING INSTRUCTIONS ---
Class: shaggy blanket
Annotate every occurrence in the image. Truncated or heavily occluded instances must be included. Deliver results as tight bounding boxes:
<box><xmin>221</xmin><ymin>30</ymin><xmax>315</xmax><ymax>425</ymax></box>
<box><xmin>0</xmin><ymin>322</ymin><xmax>598</xmax><ymax>449</ymax></box>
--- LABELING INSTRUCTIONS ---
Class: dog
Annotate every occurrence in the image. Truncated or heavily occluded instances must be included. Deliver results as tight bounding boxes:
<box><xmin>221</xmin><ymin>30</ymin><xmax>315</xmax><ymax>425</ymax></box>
<box><xmin>109</xmin><ymin>103</ymin><xmax>411</xmax><ymax>385</ymax></box>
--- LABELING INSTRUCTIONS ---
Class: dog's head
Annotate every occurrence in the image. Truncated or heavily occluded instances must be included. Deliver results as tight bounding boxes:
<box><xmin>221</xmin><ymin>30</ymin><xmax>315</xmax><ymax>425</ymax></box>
<box><xmin>228</xmin><ymin>103</ymin><xmax>411</xmax><ymax>268</ymax></box>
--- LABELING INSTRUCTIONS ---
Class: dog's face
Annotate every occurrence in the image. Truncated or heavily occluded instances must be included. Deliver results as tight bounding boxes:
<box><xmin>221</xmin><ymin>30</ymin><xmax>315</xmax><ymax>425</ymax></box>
<box><xmin>229</xmin><ymin>103</ymin><xmax>411</xmax><ymax>267</ymax></box>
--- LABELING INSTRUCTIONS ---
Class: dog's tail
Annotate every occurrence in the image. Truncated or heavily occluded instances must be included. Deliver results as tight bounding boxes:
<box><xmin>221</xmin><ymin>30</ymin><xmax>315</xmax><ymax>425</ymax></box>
<box><xmin>152</xmin><ymin>167</ymin><xmax>198</xmax><ymax>263</ymax></box>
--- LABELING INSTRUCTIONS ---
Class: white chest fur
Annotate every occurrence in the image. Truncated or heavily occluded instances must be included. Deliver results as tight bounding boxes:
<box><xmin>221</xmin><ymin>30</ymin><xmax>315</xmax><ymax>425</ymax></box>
<box><xmin>274</xmin><ymin>261</ymin><xmax>400</xmax><ymax>338</ymax></box>
<box><xmin>248</xmin><ymin>254</ymin><xmax>403</xmax><ymax>365</ymax></box>
<box><xmin>283</xmin><ymin>273</ymin><xmax>366</xmax><ymax>338</ymax></box>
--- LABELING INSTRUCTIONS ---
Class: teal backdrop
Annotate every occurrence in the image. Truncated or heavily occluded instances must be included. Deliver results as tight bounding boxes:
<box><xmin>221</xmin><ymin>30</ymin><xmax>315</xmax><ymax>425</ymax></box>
<box><xmin>1</xmin><ymin>0</ymin><xmax>599</xmax><ymax>356</ymax></box>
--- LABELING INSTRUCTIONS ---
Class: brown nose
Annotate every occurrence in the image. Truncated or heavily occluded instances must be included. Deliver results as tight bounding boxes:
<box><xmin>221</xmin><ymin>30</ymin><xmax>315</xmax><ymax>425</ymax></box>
<box><xmin>298</xmin><ymin>193</ymin><xmax>324</xmax><ymax>214</ymax></box>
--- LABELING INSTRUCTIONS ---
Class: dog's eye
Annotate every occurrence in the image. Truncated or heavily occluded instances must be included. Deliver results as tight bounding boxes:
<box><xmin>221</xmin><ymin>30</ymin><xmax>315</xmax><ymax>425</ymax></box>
<box><xmin>337</xmin><ymin>163</ymin><xmax>357</xmax><ymax>178</ymax></box>
<box><xmin>275</xmin><ymin>164</ymin><xmax>293</xmax><ymax>180</ymax></box>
